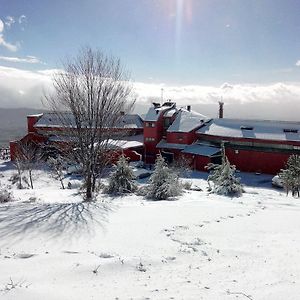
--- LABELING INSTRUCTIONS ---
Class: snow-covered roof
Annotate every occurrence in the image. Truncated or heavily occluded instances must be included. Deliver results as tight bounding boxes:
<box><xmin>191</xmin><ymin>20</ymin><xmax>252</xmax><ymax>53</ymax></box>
<box><xmin>164</xmin><ymin>108</ymin><xmax>177</xmax><ymax>117</ymax></box>
<box><xmin>106</xmin><ymin>139</ymin><xmax>143</xmax><ymax>150</ymax></box>
<box><xmin>182</xmin><ymin>144</ymin><xmax>221</xmax><ymax>157</ymax></box>
<box><xmin>27</xmin><ymin>113</ymin><xmax>44</xmax><ymax>118</ymax></box>
<box><xmin>167</xmin><ymin>109</ymin><xmax>209</xmax><ymax>133</ymax></box>
<box><xmin>114</xmin><ymin>114</ymin><xmax>143</xmax><ymax>129</ymax></box>
<box><xmin>34</xmin><ymin>113</ymin><xmax>76</xmax><ymax>128</ymax></box>
<box><xmin>34</xmin><ymin>113</ymin><xmax>143</xmax><ymax>129</ymax></box>
<box><xmin>156</xmin><ymin>140</ymin><xmax>187</xmax><ymax>150</ymax></box>
<box><xmin>144</xmin><ymin>103</ymin><xmax>177</xmax><ymax>122</ymax></box>
<box><xmin>144</xmin><ymin>107</ymin><xmax>165</xmax><ymax>122</ymax></box>
<box><xmin>197</xmin><ymin>118</ymin><xmax>300</xmax><ymax>142</ymax></box>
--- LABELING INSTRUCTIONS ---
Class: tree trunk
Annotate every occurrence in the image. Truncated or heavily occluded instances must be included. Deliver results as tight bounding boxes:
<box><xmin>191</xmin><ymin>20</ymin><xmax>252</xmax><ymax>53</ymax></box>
<box><xmin>85</xmin><ymin>173</ymin><xmax>92</xmax><ymax>201</ymax></box>
<box><xmin>60</xmin><ymin>179</ymin><xmax>65</xmax><ymax>190</ymax></box>
<box><xmin>29</xmin><ymin>170</ymin><xmax>33</xmax><ymax>189</ymax></box>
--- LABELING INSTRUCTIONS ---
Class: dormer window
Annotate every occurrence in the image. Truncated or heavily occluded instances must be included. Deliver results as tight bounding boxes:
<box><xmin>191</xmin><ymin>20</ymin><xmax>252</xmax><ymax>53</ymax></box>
<box><xmin>283</xmin><ymin>128</ymin><xmax>298</xmax><ymax>133</ymax></box>
<box><xmin>240</xmin><ymin>126</ymin><xmax>253</xmax><ymax>130</ymax></box>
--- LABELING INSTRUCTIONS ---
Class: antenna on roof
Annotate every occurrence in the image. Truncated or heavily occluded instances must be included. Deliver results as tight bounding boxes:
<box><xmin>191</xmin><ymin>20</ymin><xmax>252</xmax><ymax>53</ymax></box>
<box><xmin>161</xmin><ymin>88</ymin><xmax>164</xmax><ymax>105</ymax></box>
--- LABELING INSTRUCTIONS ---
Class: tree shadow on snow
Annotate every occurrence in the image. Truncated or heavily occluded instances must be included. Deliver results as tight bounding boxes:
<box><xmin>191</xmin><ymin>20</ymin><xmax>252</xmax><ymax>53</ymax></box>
<box><xmin>0</xmin><ymin>201</ymin><xmax>115</xmax><ymax>245</ymax></box>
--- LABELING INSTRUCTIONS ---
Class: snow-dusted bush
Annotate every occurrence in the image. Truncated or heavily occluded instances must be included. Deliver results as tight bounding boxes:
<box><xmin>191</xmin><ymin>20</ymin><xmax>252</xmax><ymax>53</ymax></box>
<box><xmin>106</xmin><ymin>154</ymin><xmax>137</xmax><ymax>194</ymax></box>
<box><xmin>0</xmin><ymin>189</ymin><xmax>14</xmax><ymax>203</ymax></box>
<box><xmin>279</xmin><ymin>155</ymin><xmax>300</xmax><ymax>196</ymax></box>
<box><xmin>170</xmin><ymin>156</ymin><xmax>192</xmax><ymax>177</ymax></box>
<box><xmin>146</xmin><ymin>154</ymin><xmax>182</xmax><ymax>200</ymax></box>
<box><xmin>181</xmin><ymin>180</ymin><xmax>192</xmax><ymax>190</ymax></box>
<box><xmin>207</xmin><ymin>145</ymin><xmax>243</xmax><ymax>197</ymax></box>
<box><xmin>67</xmin><ymin>179</ymin><xmax>82</xmax><ymax>189</ymax></box>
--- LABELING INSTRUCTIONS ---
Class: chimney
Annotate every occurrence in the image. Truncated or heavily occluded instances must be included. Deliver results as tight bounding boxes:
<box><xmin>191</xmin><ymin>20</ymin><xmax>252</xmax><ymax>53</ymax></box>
<box><xmin>187</xmin><ymin>105</ymin><xmax>191</xmax><ymax>112</ymax></box>
<box><xmin>120</xmin><ymin>111</ymin><xmax>125</xmax><ymax>116</ymax></box>
<box><xmin>218</xmin><ymin>101</ymin><xmax>224</xmax><ymax>118</ymax></box>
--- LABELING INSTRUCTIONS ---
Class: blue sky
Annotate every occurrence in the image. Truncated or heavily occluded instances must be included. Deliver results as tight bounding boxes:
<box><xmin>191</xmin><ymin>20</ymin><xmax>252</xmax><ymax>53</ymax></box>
<box><xmin>0</xmin><ymin>0</ymin><xmax>300</xmax><ymax>84</ymax></box>
<box><xmin>1</xmin><ymin>0</ymin><xmax>300</xmax><ymax>119</ymax></box>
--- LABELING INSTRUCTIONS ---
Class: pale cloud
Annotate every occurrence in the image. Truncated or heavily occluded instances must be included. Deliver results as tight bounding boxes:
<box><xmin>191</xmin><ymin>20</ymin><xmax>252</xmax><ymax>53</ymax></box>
<box><xmin>0</xmin><ymin>34</ymin><xmax>19</xmax><ymax>51</ymax></box>
<box><xmin>0</xmin><ymin>65</ymin><xmax>300</xmax><ymax>121</ymax></box>
<box><xmin>18</xmin><ymin>15</ymin><xmax>27</xmax><ymax>24</ymax></box>
<box><xmin>0</xmin><ymin>19</ymin><xmax>4</xmax><ymax>32</ymax></box>
<box><xmin>0</xmin><ymin>18</ymin><xmax>19</xmax><ymax>51</ymax></box>
<box><xmin>296</xmin><ymin>60</ymin><xmax>300</xmax><ymax>67</ymax></box>
<box><xmin>0</xmin><ymin>55</ymin><xmax>42</xmax><ymax>64</ymax></box>
<box><xmin>5</xmin><ymin>16</ymin><xmax>15</xmax><ymax>28</ymax></box>
<box><xmin>18</xmin><ymin>15</ymin><xmax>27</xmax><ymax>31</ymax></box>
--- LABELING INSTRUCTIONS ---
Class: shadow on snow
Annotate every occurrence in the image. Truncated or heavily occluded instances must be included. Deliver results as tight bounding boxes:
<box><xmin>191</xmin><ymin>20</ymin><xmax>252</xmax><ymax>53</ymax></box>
<box><xmin>0</xmin><ymin>200</ymin><xmax>115</xmax><ymax>245</ymax></box>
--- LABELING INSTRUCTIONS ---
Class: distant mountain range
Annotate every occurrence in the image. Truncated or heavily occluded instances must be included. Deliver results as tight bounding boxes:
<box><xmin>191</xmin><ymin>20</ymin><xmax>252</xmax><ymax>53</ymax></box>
<box><xmin>0</xmin><ymin>107</ymin><xmax>46</xmax><ymax>147</ymax></box>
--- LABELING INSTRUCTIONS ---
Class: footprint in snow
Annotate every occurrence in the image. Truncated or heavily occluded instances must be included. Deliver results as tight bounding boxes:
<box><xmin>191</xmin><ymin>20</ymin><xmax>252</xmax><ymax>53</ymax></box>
<box><xmin>99</xmin><ymin>253</ymin><xmax>114</xmax><ymax>259</ymax></box>
<box><xmin>63</xmin><ymin>250</ymin><xmax>80</xmax><ymax>254</ymax></box>
<box><xmin>16</xmin><ymin>253</ymin><xmax>37</xmax><ymax>259</ymax></box>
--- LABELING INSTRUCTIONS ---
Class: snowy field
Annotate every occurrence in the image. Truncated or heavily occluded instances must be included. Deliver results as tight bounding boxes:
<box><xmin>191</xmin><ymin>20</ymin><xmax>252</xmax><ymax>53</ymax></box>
<box><xmin>0</xmin><ymin>160</ymin><xmax>300</xmax><ymax>300</ymax></box>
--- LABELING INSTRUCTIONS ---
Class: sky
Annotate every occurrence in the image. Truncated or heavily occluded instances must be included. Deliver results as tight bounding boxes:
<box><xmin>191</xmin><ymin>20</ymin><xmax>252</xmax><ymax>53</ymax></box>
<box><xmin>0</xmin><ymin>0</ymin><xmax>300</xmax><ymax>119</ymax></box>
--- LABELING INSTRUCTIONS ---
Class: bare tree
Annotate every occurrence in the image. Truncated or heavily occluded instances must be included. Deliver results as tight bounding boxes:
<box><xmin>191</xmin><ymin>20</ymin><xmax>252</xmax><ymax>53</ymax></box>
<box><xmin>46</xmin><ymin>47</ymin><xmax>134</xmax><ymax>200</ymax></box>
<box><xmin>14</xmin><ymin>142</ymin><xmax>42</xmax><ymax>189</ymax></box>
<box><xmin>48</xmin><ymin>156</ymin><xmax>66</xmax><ymax>189</ymax></box>
<box><xmin>13</xmin><ymin>155</ymin><xmax>25</xmax><ymax>189</ymax></box>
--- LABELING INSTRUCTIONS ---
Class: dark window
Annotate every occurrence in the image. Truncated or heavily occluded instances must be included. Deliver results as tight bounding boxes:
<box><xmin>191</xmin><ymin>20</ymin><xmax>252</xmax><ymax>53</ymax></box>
<box><xmin>283</xmin><ymin>129</ymin><xmax>298</xmax><ymax>133</ymax></box>
<box><xmin>240</xmin><ymin>126</ymin><xmax>253</xmax><ymax>130</ymax></box>
<box><xmin>145</xmin><ymin>137</ymin><xmax>155</xmax><ymax>142</ymax></box>
<box><xmin>146</xmin><ymin>122</ymin><xmax>155</xmax><ymax>128</ymax></box>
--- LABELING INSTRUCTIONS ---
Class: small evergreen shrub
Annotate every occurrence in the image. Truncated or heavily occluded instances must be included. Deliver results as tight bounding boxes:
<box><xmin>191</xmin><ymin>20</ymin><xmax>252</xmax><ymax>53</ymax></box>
<box><xmin>146</xmin><ymin>154</ymin><xmax>182</xmax><ymax>200</ymax></box>
<box><xmin>206</xmin><ymin>145</ymin><xmax>243</xmax><ymax>197</ymax></box>
<box><xmin>0</xmin><ymin>189</ymin><xmax>14</xmax><ymax>203</ymax></box>
<box><xmin>279</xmin><ymin>155</ymin><xmax>300</xmax><ymax>197</ymax></box>
<box><xmin>106</xmin><ymin>154</ymin><xmax>137</xmax><ymax>194</ymax></box>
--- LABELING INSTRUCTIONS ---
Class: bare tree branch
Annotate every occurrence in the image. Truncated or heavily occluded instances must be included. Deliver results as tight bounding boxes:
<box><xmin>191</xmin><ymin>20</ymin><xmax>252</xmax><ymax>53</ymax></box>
<box><xmin>45</xmin><ymin>47</ymin><xmax>135</xmax><ymax>200</ymax></box>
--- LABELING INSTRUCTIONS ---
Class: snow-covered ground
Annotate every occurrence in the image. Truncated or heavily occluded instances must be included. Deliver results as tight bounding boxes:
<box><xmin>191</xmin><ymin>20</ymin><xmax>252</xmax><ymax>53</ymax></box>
<box><xmin>0</xmin><ymin>160</ymin><xmax>299</xmax><ymax>300</ymax></box>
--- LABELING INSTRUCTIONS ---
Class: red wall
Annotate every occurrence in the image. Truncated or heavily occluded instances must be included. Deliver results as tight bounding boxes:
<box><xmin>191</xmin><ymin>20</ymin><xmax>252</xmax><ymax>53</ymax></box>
<box><xmin>166</xmin><ymin>131</ymin><xmax>196</xmax><ymax>145</ymax></box>
<box><xmin>27</xmin><ymin>115</ymin><xmax>42</xmax><ymax>133</ymax></box>
<box><xmin>10</xmin><ymin>133</ymin><xmax>47</xmax><ymax>161</ymax></box>
<box><xmin>197</xmin><ymin>133</ymin><xmax>297</xmax><ymax>174</ymax></box>
<box><xmin>225</xmin><ymin>148</ymin><xmax>290</xmax><ymax>174</ymax></box>
<box><xmin>9</xmin><ymin>141</ymin><xmax>18</xmax><ymax>161</ymax></box>
<box><xmin>144</xmin><ymin>107</ymin><xmax>173</xmax><ymax>163</ymax></box>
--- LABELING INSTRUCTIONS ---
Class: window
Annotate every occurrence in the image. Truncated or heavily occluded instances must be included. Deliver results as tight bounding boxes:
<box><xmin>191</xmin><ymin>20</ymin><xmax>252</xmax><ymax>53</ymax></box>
<box><xmin>145</xmin><ymin>137</ymin><xmax>155</xmax><ymax>142</ymax></box>
<box><xmin>146</xmin><ymin>122</ymin><xmax>155</xmax><ymax>128</ymax></box>
<box><xmin>177</xmin><ymin>134</ymin><xmax>184</xmax><ymax>142</ymax></box>
<box><xmin>240</xmin><ymin>126</ymin><xmax>253</xmax><ymax>130</ymax></box>
<box><xmin>284</xmin><ymin>129</ymin><xmax>298</xmax><ymax>133</ymax></box>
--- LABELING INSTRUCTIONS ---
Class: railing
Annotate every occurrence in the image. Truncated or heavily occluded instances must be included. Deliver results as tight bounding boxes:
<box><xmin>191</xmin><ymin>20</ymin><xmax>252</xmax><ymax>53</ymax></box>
<box><xmin>0</xmin><ymin>148</ymin><xmax>10</xmax><ymax>160</ymax></box>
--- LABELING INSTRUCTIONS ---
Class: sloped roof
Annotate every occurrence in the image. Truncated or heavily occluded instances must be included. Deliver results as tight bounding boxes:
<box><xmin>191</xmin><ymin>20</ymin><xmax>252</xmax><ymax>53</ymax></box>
<box><xmin>144</xmin><ymin>107</ymin><xmax>167</xmax><ymax>122</ymax></box>
<box><xmin>114</xmin><ymin>114</ymin><xmax>143</xmax><ymax>129</ymax></box>
<box><xmin>144</xmin><ymin>102</ymin><xmax>178</xmax><ymax>122</ymax></box>
<box><xmin>167</xmin><ymin>109</ymin><xmax>209</xmax><ymax>133</ymax></box>
<box><xmin>34</xmin><ymin>112</ymin><xmax>143</xmax><ymax>129</ymax></box>
<box><xmin>182</xmin><ymin>144</ymin><xmax>221</xmax><ymax>157</ymax></box>
<box><xmin>197</xmin><ymin>118</ymin><xmax>300</xmax><ymax>142</ymax></box>
<box><xmin>156</xmin><ymin>139</ymin><xmax>187</xmax><ymax>150</ymax></box>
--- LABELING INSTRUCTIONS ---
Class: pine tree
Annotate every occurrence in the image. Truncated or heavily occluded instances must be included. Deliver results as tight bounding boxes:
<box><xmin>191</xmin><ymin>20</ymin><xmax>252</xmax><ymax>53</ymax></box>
<box><xmin>106</xmin><ymin>154</ymin><xmax>137</xmax><ymax>194</ymax></box>
<box><xmin>207</xmin><ymin>145</ymin><xmax>243</xmax><ymax>197</ymax></box>
<box><xmin>279</xmin><ymin>155</ymin><xmax>300</xmax><ymax>196</ymax></box>
<box><xmin>147</xmin><ymin>154</ymin><xmax>182</xmax><ymax>200</ymax></box>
